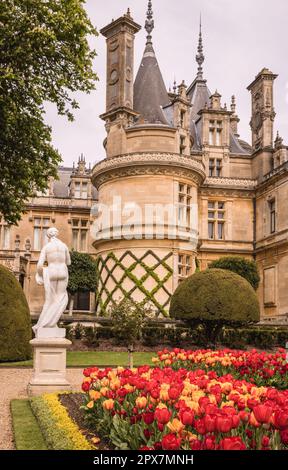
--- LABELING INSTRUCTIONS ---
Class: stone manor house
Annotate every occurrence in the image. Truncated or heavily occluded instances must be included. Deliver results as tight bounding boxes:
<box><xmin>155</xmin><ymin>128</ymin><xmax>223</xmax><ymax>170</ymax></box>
<box><xmin>1</xmin><ymin>2</ymin><xmax>288</xmax><ymax>321</ymax></box>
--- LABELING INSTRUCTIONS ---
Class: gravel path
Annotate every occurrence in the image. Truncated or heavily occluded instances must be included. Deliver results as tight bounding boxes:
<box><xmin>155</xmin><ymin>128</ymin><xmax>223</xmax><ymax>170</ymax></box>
<box><xmin>0</xmin><ymin>368</ymin><xmax>83</xmax><ymax>450</ymax></box>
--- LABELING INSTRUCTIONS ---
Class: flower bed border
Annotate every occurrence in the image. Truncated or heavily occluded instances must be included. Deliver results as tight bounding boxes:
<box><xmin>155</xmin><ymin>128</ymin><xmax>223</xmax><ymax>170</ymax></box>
<box><xmin>30</xmin><ymin>393</ymin><xmax>94</xmax><ymax>450</ymax></box>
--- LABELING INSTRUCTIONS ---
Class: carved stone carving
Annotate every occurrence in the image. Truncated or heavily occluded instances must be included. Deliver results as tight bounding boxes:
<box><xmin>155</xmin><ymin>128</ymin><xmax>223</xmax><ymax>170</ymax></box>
<box><xmin>204</xmin><ymin>177</ymin><xmax>257</xmax><ymax>189</ymax></box>
<box><xmin>92</xmin><ymin>152</ymin><xmax>206</xmax><ymax>189</ymax></box>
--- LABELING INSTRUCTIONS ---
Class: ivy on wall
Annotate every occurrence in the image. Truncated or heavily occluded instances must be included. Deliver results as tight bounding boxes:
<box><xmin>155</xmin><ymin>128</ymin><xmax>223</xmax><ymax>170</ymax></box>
<box><xmin>96</xmin><ymin>250</ymin><xmax>173</xmax><ymax>317</ymax></box>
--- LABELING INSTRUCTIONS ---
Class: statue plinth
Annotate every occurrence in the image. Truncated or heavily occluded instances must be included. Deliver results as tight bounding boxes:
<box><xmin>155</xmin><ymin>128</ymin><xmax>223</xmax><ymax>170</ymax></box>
<box><xmin>35</xmin><ymin>327</ymin><xmax>66</xmax><ymax>339</ymax></box>
<box><xmin>28</xmin><ymin>337</ymin><xmax>72</xmax><ymax>396</ymax></box>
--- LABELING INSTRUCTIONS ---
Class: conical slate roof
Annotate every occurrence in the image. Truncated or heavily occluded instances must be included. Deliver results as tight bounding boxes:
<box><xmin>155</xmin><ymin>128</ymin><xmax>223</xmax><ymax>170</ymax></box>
<box><xmin>133</xmin><ymin>1</ymin><xmax>170</xmax><ymax>125</ymax></box>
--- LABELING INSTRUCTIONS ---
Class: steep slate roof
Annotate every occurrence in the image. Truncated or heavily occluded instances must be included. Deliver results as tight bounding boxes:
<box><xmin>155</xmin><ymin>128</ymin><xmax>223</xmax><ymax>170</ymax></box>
<box><xmin>134</xmin><ymin>43</ymin><xmax>170</xmax><ymax>124</ymax></box>
<box><xmin>133</xmin><ymin>1</ymin><xmax>170</xmax><ymax>125</ymax></box>
<box><xmin>187</xmin><ymin>78</ymin><xmax>211</xmax><ymax>122</ymax></box>
<box><xmin>53</xmin><ymin>167</ymin><xmax>98</xmax><ymax>199</ymax></box>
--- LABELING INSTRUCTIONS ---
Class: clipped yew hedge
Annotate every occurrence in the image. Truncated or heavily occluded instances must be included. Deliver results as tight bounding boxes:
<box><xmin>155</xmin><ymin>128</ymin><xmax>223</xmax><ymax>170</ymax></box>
<box><xmin>0</xmin><ymin>265</ymin><xmax>31</xmax><ymax>361</ymax></box>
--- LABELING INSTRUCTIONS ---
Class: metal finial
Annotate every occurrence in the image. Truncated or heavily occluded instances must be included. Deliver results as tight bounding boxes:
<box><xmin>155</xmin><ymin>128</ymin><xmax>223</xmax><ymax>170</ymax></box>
<box><xmin>145</xmin><ymin>0</ymin><xmax>154</xmax><ymax>45</ymax></box>
<box><xmin>196</xmin><ymin>15</ymin><xmax>205</xmax><ymax>79</ymax></box>
<box><xmin>231</xmin><ymin>95</ymin><xmax>236</xmax><ymax>113</ymax></box>
<box><xmin>173</xmin><ymin>78</ymin><xmax>177</xmax><ymax>94</ymax></box>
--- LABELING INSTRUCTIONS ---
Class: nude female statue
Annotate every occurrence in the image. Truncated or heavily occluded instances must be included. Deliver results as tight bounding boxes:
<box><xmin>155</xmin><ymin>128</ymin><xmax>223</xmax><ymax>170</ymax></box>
<box><xmin>32</xmin><ymin>227</ymin><xmax>71</xmax><ymax>336</ymax></box>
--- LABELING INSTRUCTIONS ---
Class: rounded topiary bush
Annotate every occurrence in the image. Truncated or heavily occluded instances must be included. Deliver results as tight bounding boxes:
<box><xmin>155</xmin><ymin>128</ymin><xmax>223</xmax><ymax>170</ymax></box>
<box><xmin>170</xmin><ymin>268</ymin><xmax>260</xmax><ymax>344</ymax></box>
<box><xmin>0</xmin><ymin>265</ymin><xmax>32</xmax><ymax>361</ymax></box>
<box><xmin>208</xmin><ymin>256</ymin><xmax>260</xmax><ymax>290</ymax></box>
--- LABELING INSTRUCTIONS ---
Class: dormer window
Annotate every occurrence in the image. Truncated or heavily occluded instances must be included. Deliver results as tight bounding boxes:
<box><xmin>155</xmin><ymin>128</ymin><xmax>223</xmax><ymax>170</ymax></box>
<box><xmin>209</xmin><ymin>120</ymin><xmax>222</xmax><ymax>146</ymax></box>
<box><xmin>73</xmin><ymin>181</ymin><xmax>88</xmax><ymax>199</ymax></box>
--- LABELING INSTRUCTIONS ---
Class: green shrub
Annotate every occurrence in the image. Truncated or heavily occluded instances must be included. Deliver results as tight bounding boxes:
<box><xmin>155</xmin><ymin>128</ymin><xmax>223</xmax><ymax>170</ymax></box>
<box><xmin>165</xmin><ymin>327</ymin><xmax>189</xmax><ymax>345</ymax></box>
<box><xmin>208</xmin><ymin>256</ymin><xmax>260</xmax><ymax>290</ymax></box>
<box><xmin>142</xmin><ymin>327</ymin><xmax>166</xmax><ymax>347</ymax></box>
<box><xmin>170</xmin><ymin>268</ymin><xmax>260</xmax><ymax>345</ymax></box>
<box><xmin>97</xmin><ymin>326</ymin><xmax>114</xmax><ymax>340</ymax></box>
<box><xmin>83</xmin><ymin>326</ymin><xmax>100</xmax><ymax>348</ymax></box>
<box><xmin>73</xmin><ymin>322</ymin><xmax>84</xmax><ymax>340</ymax></box>
<box><xmin>0</xmin><ymin>265</ymin><xmax>32</xmax><ymax>361</ymax></box>
<box><xmin>220</xmin><ymin>328</ymin><xmax>247</xmax><ymax>349</ymax></box>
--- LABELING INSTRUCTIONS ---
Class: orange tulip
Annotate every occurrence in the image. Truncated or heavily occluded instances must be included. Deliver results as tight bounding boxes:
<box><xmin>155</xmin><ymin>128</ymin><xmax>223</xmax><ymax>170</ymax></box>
<box><xmin>87</xmin><ymin>401</ymin><xmax>94</xmax><ymax>409</ymax></box>
<box><xmin>89</xmin><ymin>390</ymin><xmax>101</xmax><ymax>400</ymax></box>
<box><xmin>136</xmin><ymin>396</ymin><xmax>147</xmax><ymax>409</ymax></box>
<box><xmin>167</xmin><ymin>418</ymin><xmax>184</xmax><ymax>434</ymax></box>
<box><xmin>103</xmin><ymin>399</ymin><xmax>115</xmax><ymax>410</ymax></box>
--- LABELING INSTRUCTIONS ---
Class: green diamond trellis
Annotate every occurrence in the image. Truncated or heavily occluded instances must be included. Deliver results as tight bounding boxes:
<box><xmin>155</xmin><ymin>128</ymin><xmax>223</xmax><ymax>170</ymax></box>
<box><xmin>95</xmin><ymin>250</ymin><xmax>174</xmax><ymax>317</ymax></box>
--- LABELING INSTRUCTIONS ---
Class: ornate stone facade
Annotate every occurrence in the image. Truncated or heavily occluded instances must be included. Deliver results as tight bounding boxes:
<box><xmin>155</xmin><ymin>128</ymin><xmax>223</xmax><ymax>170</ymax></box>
<box><xmin>91</xmin><ymin>3</ymin><xmax>288</xmax><ymax>320</ymax></box>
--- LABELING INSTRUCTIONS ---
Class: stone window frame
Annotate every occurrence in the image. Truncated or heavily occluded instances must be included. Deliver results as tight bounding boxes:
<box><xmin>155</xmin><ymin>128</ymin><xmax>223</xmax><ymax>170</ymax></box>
<box><xmin>209</xmin><ymin>120</ymin><xmax>223</xmax><ymax>146</ymax></box>
<box><xmin>0</xmin><ymin>217</ymin><xmax>11</xmax><ymax>250</ymax></box>
<box><xmin>207</xmin><ymin>201</ymin><xmax>225</xmax><ymax>241</ymax></box>
<box><xmin>209</xmin><ymin>158</ymin><xmax>222</xmax><ymax>177</ymax></box>
<box><xmin>263</xmin><ymin>265</ymin><xmax>278</xmax><ymax>307</ymax></box>
<box><xmin>268</xmin><ymin>197</ymin><xmax>276</xmax><ymax>234</ymax></box>
<box><xmin>33</xmin><ymin>216</ymin><xmax>51</xmax><ymax>251</ymax></box>
<box><xmin>71</xmin><ymin>218</ymin><xmax>89</xmax><ymax>252</ymax></box>
<box><xmin>73</xmin><ymin>180</ymin><xmax>88</xmax><ymax>199</ymax></box>
<box><xmin>178</xmin><ymin>252</ymin><xmax>194</xmax><ymax>282</ymax></box>
<box><xmin>178</xmin><ymin>182</ymin><xmax>192</xmax><ymax>229</ymax></box>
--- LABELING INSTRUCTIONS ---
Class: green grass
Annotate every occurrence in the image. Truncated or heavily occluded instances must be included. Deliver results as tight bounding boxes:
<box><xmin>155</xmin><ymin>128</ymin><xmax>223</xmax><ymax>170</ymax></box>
<box><xmin>0</xmin><ymin>351</ymin><xmax>155</xmax><ymax>368</ymax></box>
<box><xmin>11</xmin><ymin>399</ymin><xmax>47</xmax><ymax>450</ymax></box>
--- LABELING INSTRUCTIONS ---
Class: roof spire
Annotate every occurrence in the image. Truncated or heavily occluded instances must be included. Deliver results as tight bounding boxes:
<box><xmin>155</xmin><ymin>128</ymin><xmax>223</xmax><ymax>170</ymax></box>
<box><xmin>196</xmin><ymin>14</ymin><xmax>205</xmax><ymax>79</ymax></box>
<box><xmin>145</xmin><ymin>0</ymin><xmax>154</xmax><ymax>45</ymax></box>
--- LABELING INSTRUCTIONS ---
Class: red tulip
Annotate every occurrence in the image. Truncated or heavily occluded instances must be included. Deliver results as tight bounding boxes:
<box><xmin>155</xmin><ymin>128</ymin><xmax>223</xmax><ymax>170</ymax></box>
<box><xmin>204</xmin><ymin>436</ymin><xmax>216</xmax><ymax>450</ymax></box>
<box><xmin>190</xmin><ymin>439</ymin><xmax>202</xmax><ymax>450</ymax></box>
<box><xmin>280</xmin><ymin>430</ymin><xmax>288</xmax><ymax>445</ymax></box>
<box><xmin>220</xmin><ymin>437</ymin><xmax>246</xmax><ymax>450</ymax></box>
<box><xmin>216</xmin><ymin>415</ymin><xmax>233</xmax><ymax>433</ymax></box>
<box><xmin>179</xmin><ymin>409</ymin><xmax>194</xmax><ymax>426</ymax></box>
<box><xmin>144</xmin><ymin>429</ymin><xmax>151</xmax><ymax>440</ymax></box>
<box><xmin>81</xmin><ymin>381</ymin><xmax>90</xmax><ymax>392</ymax></box>
<box><xmin>168</xmin><ymin>387</ymin><xmax>181</xmax><ymax>401</ymax></box>
<box><xmin>143</xmin><ymin>412</ymin><xmax>155</xmax><ymax>425</ymax></box>
<box><xmin>155</xmin><ymin>407</ymin><xmax>172</xmax><ymax>424</ymax></box>
<box><xmin>204</xmin><ymin>414</ymin><xmax>216</xmax><ymax>433</ymax></box>
<box><xmin>274</xmin><ymin>411</ymin><xmax>288</xmax><ymax>430</ymax></box>
<box><xmin>162</xmin><ymin>433</ymin><xmax>181</xmax><ymax>451</ymax></box>
<box><xmin>253</xmin><ymin>405</ymin><xmax>273</xmax><ymax>424</ymax></box>
<box><xmin>261</xmin><ymin>436</ymin><xmax>270</xmax><ymax>448</ymax></box>
<box><xmin>194</xmin><ymin>418</ymin><xmax>206</xmax><ymax>435</ymax></box>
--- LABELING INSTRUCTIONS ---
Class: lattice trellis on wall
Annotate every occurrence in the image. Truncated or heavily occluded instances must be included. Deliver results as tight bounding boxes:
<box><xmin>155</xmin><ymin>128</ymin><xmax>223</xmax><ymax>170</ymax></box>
<box><xmin>96</xmin><ymin>250</ymin><xmax>173</xmax><ymax>317</ymax></box>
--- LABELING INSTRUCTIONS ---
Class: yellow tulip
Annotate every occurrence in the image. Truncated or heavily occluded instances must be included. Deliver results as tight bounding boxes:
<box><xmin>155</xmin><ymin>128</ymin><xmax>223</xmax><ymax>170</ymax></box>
<box><xmin>167</xmin><ymin>418</ymin><xmax>184</xmax><ymax>434</ymax></box>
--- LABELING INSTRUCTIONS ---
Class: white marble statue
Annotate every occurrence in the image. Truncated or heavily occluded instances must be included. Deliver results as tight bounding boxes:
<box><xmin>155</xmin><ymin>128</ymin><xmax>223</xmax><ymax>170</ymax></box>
<box><xmin>33</xmin><ymin>227</ymin><xmax>71</xmax><ymax>338</ymax></box>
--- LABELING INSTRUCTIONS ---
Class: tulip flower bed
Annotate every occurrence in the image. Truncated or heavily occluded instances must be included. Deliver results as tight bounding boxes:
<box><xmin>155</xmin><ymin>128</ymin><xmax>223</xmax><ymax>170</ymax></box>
<box><xmin>153</xmin><ymin>348</ymin><xmax>288</xmax><ymax>390</ymax></box>
<box><xmin>81</xmin><ymin>361</ymin><xmax>288</xmax><ymax>450</ymax></box>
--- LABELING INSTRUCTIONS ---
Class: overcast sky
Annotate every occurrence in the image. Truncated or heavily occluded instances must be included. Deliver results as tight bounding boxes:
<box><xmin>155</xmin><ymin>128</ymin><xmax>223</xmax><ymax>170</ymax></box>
<box><xmin>44</xmin><ymin>0</ymin><xmax>288</xmax><ymax>167</ymax></box>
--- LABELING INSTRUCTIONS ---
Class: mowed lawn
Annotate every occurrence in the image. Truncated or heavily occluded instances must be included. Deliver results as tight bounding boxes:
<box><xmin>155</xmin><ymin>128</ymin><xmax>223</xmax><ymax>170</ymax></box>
<box><xmin>0</xmin><ymin>351</ymin><xmax>155</xmax><ymax>368</ymax></box>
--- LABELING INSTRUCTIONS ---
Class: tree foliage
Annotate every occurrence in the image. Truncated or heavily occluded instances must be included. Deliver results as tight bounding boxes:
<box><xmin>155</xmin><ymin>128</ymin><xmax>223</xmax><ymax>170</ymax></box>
<box><xmin>68</xmin><ymin>250</ymin><xmax>97</xmax><ymax>294</ymax></box>
<box><xmin>208</xmin><ymin>256</ymin><xmax>260</xmax><ymax>290</ymax></box>
<box><xmin>170</xmin><ymin>268</ymin><xmax>260</xmax><ymax>345</ymax></box>
<box><xmin>0</xmin><ymin>0</ymin><xmax>98</xmax><ymax>224</ymax></box>
<box><xmin>110</xmin><ymin>299</ymin><xmax>155</xmax><ymax>349</ymax></box>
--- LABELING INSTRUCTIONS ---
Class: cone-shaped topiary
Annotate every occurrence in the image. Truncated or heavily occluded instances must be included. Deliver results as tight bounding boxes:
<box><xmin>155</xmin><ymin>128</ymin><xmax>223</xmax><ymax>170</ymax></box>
<box><xmin>0</xmin><ymin>265</ymin><xmax>32</xmax><ymax>361</ymax></box>
<box><xmin>170</xmin><ymin>268</ymin><xmax>260</xmax><ymax>345</ymax></box>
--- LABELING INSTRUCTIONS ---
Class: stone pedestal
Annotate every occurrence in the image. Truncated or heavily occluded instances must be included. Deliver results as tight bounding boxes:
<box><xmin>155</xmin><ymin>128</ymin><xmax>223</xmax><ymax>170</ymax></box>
<box><xmin>28</xmin><ymin>337</ymin><xmax>72</xmax><ymax>396</ymax></box>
